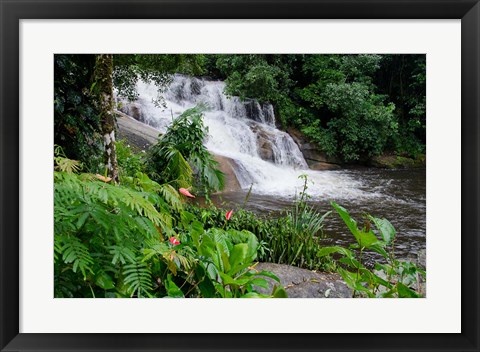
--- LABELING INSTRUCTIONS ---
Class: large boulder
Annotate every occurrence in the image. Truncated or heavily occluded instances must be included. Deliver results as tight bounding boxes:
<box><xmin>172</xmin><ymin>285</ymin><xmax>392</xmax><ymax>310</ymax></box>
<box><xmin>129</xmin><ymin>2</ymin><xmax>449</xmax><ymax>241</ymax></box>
<box><xmin>257</xmin><ymin>137</ymin><xmax>274</xmax><ymax>162</ymax></box>
<box><xmin>212</xmin><ymin>155</ymin><xmax>242</xmax><ymax>193</ymax></box>
<box><xmin>369</xmin><ymin>154</ymin><xmax>426</xmax><ymax>169</ymax></box>
<box><xmin>119</xmin><ymin>102</ymin><xmax>145</xmax><ymax>123</ymax></box>
<box><xmin>115</xmin><ymin>110</ymin><xmax>160</xmax><ymax>151</ymax></box>
<box><xmin>251</xmin><ymin>125</ymin><xmax>276</xmax><ymax>162</ymax></box>
<box><xmin>254</xmin><ymin>262</ymin><xmax>352</xmax><ymax>298</ymax></box>
<box><xmin>286</xmin><ymin>127</ymin><xmax>341</xmax><ymax>169</ymax></box>
<box><xmin>309</xmin><ymin>162</ymin><xmax>342</xmax><ymax>171</ymax></box>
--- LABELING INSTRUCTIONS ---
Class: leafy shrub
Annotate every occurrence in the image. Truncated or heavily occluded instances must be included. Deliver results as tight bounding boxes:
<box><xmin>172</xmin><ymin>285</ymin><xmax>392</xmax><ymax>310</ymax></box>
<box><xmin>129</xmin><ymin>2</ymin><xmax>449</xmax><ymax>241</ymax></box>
<box><xmin>302</xmin><ymin>82</ymin><xmax>397</xmax><ymax>162</ymax></box>
<box><xmin>54</xmin><ymin>170</ymin><xmax>177</xmax><ymax>297</ymax></box>
<box><xmin>146</xmin><ymin>106</ymin><xmax>224</xmax><ymax>197</ymax></box>
<box><xmin>318</xmin><ymin>202</ymin><xmax>426</xmax><ymax>298</ymax></box>
<box><xmin>169</xmin><ymin>211</ymin><xmax>286</xmax><ymax>298</ymax></box>
<box><xmin>115</xmin><ymin>139</ymin><xmax>146</xmax><ymax>178</ymax></box>
<box><xmin>54</xmin><ymin>54</ymin><xmax>103</xmax><ymax>171</ymax></box>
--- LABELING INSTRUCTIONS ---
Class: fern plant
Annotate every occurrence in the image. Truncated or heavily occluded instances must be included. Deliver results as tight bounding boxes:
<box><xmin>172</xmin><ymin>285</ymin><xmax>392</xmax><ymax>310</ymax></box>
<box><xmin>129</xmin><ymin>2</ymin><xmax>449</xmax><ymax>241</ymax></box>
<box><xmin>54</xmin><ymin>160</ymin><xmax>181</xmax><ymax>297</ymax></box>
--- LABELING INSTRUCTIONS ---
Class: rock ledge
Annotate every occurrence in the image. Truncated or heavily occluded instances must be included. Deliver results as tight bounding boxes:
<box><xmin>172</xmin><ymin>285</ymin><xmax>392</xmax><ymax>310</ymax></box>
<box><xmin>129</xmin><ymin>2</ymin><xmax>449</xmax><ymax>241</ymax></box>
<box><xmin>254</xmin><ymin>262</ymin><xmax>352</xmax><ymax>298</ymax></box>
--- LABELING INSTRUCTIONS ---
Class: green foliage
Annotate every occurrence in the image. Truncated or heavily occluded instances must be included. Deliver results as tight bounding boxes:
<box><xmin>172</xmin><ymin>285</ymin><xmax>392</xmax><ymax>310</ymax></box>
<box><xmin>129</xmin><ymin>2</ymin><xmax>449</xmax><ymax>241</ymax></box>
<box><xmin>186</xmin><ymin>176</ymin><xmax>333</xmax><ymax>271</ymax></box>
<box><xmin>215</xmin><ymin>54</ymin><xmax>293</xmax><ymax>107</ymax></box>
<box><xmin>172</xmin><ymin>215</ymin><xmax>281</xmax><ymax>298</ymax></box>
<box><xmin>54</xmin><ymin>145</ymin><xmax>82</xmax><ymax>174</ymax></box>
<box><xmin>147</xmin><ymin>105</ymin><xmax>224</xmax><ymax>196</ymax></box>
<box><xmin>115</xmin><ymin>139</ymin><xmax>146</xmax><ymax>178</ymax></box>
<box><xmin>54</xmin><ymin>167</ymin><xmax>177</xmax><ymax>297</ymax></box>
<box><xmin>54</xmin><ymin>54</ymin><xmax>103</xmax><ymax>170</ymax></box>
<box><xmin>377</xmin><ymin>55</ymin><xmax>426</xmax><ymax>157</ymax></box>
<box><xmin>317</xmin><ymin>202</ymin><xmax>426</xmax><ymax>298</ymax></box>
<box><xmin>54</xmin><ymin>156</ymin><xmax>281</xmax><ymax>298</ymax></box>
<box><xmin>299</xmin><ymin>56</ymin><xmax>398</xmax><ymax>162</ymax></box>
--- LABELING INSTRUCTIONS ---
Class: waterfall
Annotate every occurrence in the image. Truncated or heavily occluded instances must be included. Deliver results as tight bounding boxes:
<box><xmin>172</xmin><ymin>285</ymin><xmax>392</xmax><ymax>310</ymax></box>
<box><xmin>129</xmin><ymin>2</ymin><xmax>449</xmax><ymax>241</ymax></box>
<box><xmin>117</xmin><ymin>74</ymin><xmax>370</xmax><ymax>198</ymax></box>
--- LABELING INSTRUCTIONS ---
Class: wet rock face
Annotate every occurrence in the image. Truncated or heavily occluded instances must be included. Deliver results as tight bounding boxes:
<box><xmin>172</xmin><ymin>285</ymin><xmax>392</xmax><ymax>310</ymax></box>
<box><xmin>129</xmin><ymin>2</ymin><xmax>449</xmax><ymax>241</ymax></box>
<box><xmin>257</xmin><ymin>137</ymin><xmax>274</xmax><ymax>162</ymax></box>
<box><xmin>119</xmin><ymin>102</ymin><xmax>145</xmax><ymax>123</ymax></box>
<box><xmin>190</xmin><ymin>77</ymin><xmax>204</xmax><ymax>96</ymax></box>
<box><xmin>254</xmin><ymin>262</ymin><xmax>353</xmax><ymax>298</ymax></box>
<box><xmin>286</xmin><ymin>127</ymin><xmax>341</xmax><ymax>170</ymax></box>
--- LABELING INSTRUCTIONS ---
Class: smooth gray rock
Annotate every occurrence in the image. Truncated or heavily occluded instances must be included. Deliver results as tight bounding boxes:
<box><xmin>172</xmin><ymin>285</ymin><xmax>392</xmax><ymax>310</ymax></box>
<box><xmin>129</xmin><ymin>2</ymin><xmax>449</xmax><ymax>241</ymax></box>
<box><xmin>254</xmin><ymin>262</ymin><xmax>352</xmax><ymax>298</ymax></box>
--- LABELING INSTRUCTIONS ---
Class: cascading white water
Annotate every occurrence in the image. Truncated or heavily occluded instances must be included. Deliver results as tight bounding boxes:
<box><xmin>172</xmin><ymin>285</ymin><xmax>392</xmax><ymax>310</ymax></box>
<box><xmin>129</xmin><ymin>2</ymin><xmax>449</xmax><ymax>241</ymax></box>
<box><xmin>117</xmin><ymin>75</ymin><xmax>375</xmax><ymax>199</ymax></box>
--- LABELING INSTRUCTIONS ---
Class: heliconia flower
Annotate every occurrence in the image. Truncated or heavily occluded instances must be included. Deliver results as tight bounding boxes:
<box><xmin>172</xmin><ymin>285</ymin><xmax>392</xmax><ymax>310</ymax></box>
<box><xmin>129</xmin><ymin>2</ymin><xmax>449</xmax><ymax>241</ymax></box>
<box><xmin>169</xmin><ymin>237</ymin><xmax>180</xmax><ymax>245</ymax></box>
<box><xmin>179</xmin><ymin>188</ymin><xmax>195</xmax><ymax>198</ymax></box>
<box><xmin>225</xmin><ymin>209</ymin><xmax>234</xmax><ymax>220</ymax></box>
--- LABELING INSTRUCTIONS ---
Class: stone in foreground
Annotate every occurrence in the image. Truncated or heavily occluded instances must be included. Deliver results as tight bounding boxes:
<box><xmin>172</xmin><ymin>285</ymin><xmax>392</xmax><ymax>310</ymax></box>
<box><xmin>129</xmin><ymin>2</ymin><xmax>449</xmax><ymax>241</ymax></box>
<box><xmin>254</xmin><ymin>262</ymin><xmax>352</xmax><ymax>298</ymax></box>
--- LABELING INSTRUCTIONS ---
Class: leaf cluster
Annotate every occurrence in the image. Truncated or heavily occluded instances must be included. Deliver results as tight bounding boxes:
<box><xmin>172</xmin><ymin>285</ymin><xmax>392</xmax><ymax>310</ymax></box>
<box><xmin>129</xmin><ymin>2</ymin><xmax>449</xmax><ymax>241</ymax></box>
<box><xmin>317</xmin><ymin>202</ymin><xmax>426</xmax><ymax>298</ymax></box>
<box><xmin>54</xmin><ymin>55</ymin><xmax>103</xmax><ymax>170</ymax></box>
<box><xmin>146</xmin><ymin>105</ymin><xmax>224</xmax><ymax>196</ymax></box>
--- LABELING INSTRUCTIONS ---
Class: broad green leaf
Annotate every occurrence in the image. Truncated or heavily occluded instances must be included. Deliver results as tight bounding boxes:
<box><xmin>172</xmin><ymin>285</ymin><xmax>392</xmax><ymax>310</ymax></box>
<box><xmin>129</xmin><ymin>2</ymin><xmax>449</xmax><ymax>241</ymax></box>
<box><xmin>337</xmin><ymin>267</ymin><xmax>373</xmax><ymax>297</ymax></box>
<box><xmin>229</xmin><ymin>243</ymin><xmax>248</xmax><ymax>271</ymax></box>
<box><xmin>363</xmin><ymin>270</ymin><xmax>392</xmax><ymax>289</ymax></box>
<box><xmin>368</xmin><ymin>215</ymin><xmax>396</xmax><ymax>244</ymax></box>
<box><xmin>339</xmin><ymin>256</ymin><xmax>362</xmax><ymax>270</ymax></box>
<box><xmin>195</xmin><ymin>264</ymin><xmax>216</xmax><ymax>298</ymax></box>
<box><xmin>249</xmin><ymin>277</ymin><xmax>270</xmax><ymax>289</ymax></box>
<box><xmin>227</xmin><ymin>229</ymin><xmax>258</xmax><ymax>262</ymax></box>
<box><xmin>357</xmin><ymin>230</ymin><xmax>381</xmax><ymax>248</ymax></box>
<box><xmin>272</xmin><ymin>285</ymin><xmax>288</xmax><ymax>298</ymax></box>
<box><xmin>95</xmin><ymin>271</ymin><xmax>115</xmax><ymax>290</ymax></box>
<box><xmin>369</xmin><ymin>243</ymin><xmax>389</xmax><ymax>260</ymax></box>
<box><xmin>255</xmin><ymin>270</ymin><xmax>281</xmax><ymax>283</ymax></box>
<box><xmin>331</xmin><ymin>202</ymin><xmax>361</xmax><ymax>245</ymax></box>
<box><xmin>219</xmin><ymin>272</ymin><xmax>250</xmax><ymax>287</ymax></box>
<box><xmin>165</xmin><ymin>274</ymin><xmax>185</xmax><ymax>298</ymax></box>
<box><xmin>318</xmin><ymin>246</ymin><xmax>354</xmax><ymax>259</ymax></box>
<box><xmin>397</xmin><ymin>282</ymin><xmax>421</xmax><ymax>298</ymax></box>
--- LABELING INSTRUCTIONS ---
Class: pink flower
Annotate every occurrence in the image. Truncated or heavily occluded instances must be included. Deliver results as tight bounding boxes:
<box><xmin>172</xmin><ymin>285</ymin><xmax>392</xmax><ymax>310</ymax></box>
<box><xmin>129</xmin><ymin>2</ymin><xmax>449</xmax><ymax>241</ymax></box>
<box><xmin>179</xmin><ymin>188</ymin><xmax>195</xmax><ymax>198</ymax></box>
<box><xmin>169</xmin><ymin>237</ymin><xmax>180</xmax><ymax>246</ymax></box>
<box><xmin>225</xmin><ymin>209</ymin><xmax>233</xmax><ymax>221</ymax></box>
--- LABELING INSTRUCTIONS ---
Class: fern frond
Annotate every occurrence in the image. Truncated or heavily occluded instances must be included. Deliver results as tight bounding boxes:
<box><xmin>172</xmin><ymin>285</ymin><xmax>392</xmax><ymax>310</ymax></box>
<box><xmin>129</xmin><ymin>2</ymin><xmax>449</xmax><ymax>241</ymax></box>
<box><xmin>158</xmin><ymin>184</ymin><xmax>183</xmax><ymax>212</ymax></box>
<box><xmin>109</xmin><ymin>245</ymin><xmax>137</xmax><ymax>265</ymax></box>
<box><xmin>54</xmin><ymin>145</ymin><xmax>82</xmax><ymax>173</ymax></box>
<box><xmin>164</xmin><ymin>147</ymin><xmax>194</xmax><ymax>188</ymax></box>
<box><xmin>61</xmin><ymin>236</ymin><xmax>94</xmax><ymax>279</ymax></box>
<box><xmin>123</xmin><ymin>260</ymin><xmax>153</xmax><ymax>297</ymax></box>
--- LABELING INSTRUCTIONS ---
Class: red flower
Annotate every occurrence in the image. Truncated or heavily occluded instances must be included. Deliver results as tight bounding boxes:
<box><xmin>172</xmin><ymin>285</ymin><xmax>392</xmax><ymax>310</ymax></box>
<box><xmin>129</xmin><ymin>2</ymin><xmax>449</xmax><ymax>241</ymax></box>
<box><xmin>179</xmin><ymin>188</ymin><xmax>195</xmax><ymax>198</ymax></box>
<box><xmin>169</xmin><ymin>237</ymin><xmax>180</xmax><ymax>245</ymax></box>
<box><xmin>225</xmin><ymin>209</ymin><xmax>234</xmax><ymax>220</ymax></box>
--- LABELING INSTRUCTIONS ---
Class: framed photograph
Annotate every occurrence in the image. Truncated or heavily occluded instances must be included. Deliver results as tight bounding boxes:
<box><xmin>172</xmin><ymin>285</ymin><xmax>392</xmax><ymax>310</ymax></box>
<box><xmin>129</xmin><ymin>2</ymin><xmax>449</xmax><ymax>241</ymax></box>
<box><xmin>1</xmin><ymin>0</ymin><xmax>479</xmax><ymax>351</ymax></box>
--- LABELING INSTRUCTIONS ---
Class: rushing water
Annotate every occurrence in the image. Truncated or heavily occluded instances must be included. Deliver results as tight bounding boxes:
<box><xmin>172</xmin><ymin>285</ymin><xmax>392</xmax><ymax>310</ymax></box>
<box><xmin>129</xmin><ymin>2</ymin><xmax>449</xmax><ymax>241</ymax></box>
<box><xmin>117</xmin><ymin>75</ymin><xmax>426</xmax><ymax>261</ymax></box>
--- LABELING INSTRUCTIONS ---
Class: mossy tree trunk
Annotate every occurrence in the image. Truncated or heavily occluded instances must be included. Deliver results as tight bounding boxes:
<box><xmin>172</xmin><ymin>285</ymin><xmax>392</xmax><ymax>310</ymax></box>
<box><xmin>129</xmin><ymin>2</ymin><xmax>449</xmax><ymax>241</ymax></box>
<box><xmin>94</xmin><ymin>54</ymin><xmax>118</xmax><ymax>183</ymax></box>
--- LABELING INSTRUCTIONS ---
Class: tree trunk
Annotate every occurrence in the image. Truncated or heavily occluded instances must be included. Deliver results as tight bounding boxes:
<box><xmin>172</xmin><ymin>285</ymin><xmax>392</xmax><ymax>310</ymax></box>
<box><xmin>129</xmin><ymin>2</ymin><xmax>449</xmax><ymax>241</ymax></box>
<box><xmin>94</xmin><ymin>54</ymin><xmax>119</xmax><ymax>183</ymax></box>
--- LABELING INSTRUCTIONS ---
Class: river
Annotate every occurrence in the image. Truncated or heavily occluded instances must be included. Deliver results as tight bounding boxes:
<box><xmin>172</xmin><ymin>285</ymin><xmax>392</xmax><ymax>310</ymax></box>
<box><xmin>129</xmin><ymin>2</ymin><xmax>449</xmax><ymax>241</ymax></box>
<box><xmin>210</xmin><ymin>167</ymin><xmax>426</xmax><ymax>263</ymax></box>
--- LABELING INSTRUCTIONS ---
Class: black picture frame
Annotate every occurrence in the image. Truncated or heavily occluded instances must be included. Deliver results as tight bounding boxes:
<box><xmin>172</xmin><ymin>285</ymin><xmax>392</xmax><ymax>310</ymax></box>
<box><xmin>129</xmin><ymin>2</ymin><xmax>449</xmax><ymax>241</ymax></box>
<box><xmin>1</xmin><ymin>1</ymin><xmax>479</xmax><ymax>351</ymax></box>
